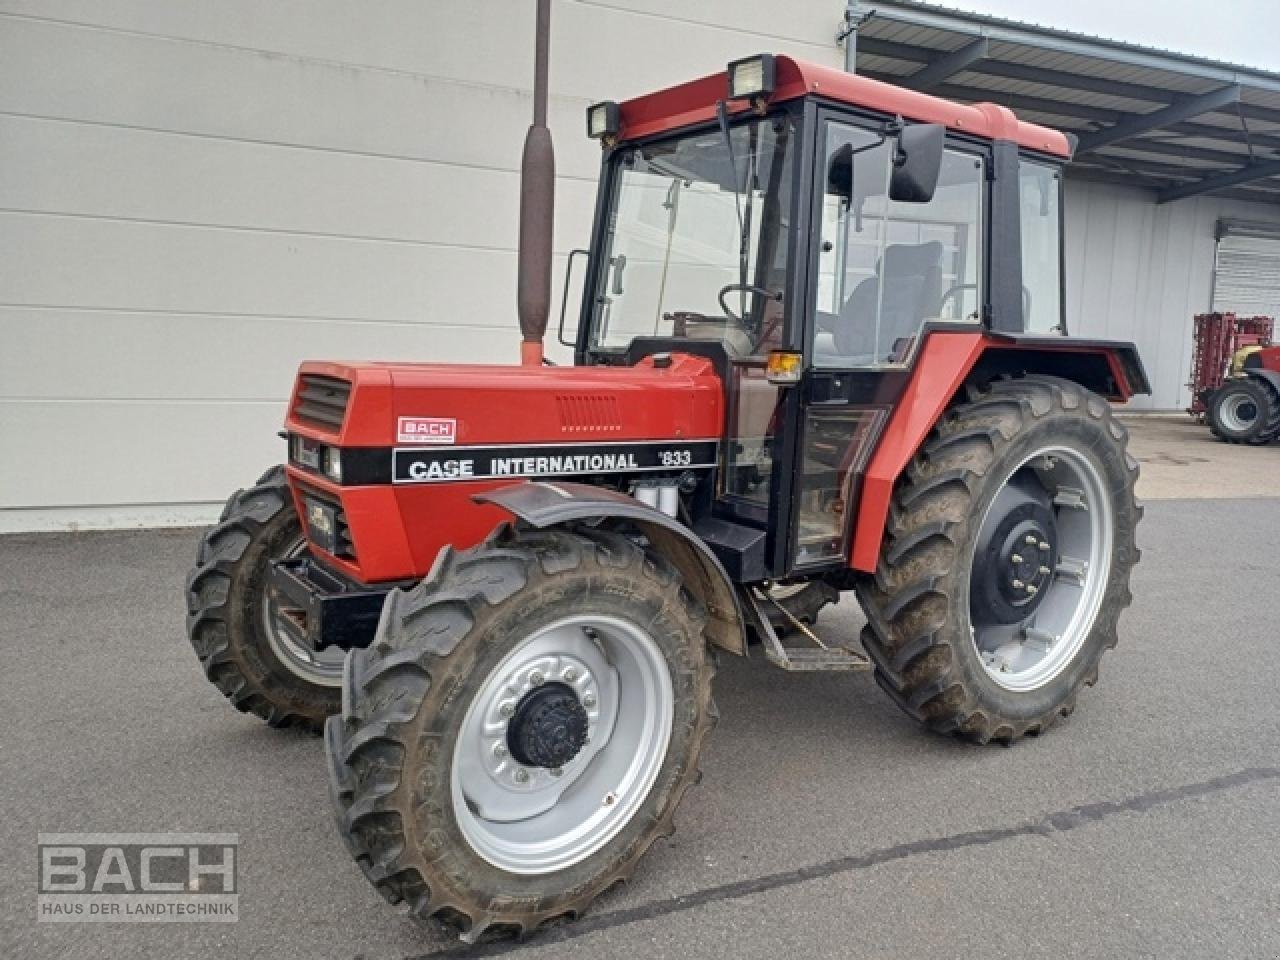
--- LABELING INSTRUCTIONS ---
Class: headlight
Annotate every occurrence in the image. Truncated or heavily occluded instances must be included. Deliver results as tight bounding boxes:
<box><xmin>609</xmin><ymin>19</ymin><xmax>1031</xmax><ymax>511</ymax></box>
<box><xmin>322</xmin><ymin>446</ymin><xmax>342</xmax><ymax>483</ymax></box>
<box><xmin>304</xmin><ymin>499</ymin><xmax>338</xmax><ymax>554</ymax></box>
<box><xmin>727</xmin><ymin>54</ymin><xmax>776</xmax><ymax>101</ymax></box>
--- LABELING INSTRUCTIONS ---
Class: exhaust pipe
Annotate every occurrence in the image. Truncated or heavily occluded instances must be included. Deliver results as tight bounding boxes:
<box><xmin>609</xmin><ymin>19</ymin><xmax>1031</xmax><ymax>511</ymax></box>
<box><xmin>517</xmin><ymin>0</ymin><xmax>554</xmax><ymax>366</ymax></box>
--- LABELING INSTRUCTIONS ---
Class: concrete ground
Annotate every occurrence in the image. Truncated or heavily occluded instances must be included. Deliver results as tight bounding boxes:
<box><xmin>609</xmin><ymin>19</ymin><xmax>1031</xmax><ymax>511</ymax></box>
<box><xmin>2</xmin><ymin>416</ymin><xmax>1279</xmax><ymax>960</ymax></box>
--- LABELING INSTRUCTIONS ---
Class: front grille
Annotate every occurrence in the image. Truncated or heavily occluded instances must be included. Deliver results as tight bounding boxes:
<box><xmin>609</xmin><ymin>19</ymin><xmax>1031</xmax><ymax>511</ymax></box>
<box><xmin>294</xmin><ymin>375</ymin><xmax>351</xmax><ymax>432</ymax></box>
<box><xmin>298</xmin><ymin>484</ymin><xmax>356</xmax><ymax>560</ymax></box>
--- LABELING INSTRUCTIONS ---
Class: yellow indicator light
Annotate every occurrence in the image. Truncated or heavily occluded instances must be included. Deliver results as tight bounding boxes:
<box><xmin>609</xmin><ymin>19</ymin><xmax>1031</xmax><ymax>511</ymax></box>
<box><xmin>766</xmin><ymin>350</ymin><xmax>803</xmax><ymax>384</ymax></box>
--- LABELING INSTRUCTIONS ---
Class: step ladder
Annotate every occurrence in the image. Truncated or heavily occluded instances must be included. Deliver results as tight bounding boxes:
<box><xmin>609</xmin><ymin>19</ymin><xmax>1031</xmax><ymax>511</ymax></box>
<box><xmin>746</xmin><ymin>587</ymin><xmax>872</xmax><ymax>672</ymax></box>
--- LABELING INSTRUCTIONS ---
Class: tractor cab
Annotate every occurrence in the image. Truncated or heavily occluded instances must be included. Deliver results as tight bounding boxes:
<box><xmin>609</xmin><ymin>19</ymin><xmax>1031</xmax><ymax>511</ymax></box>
<box><xmin>570</xmin><ymin>54</ymin><xmax>1081</xmax><ymax>579</ymax></box>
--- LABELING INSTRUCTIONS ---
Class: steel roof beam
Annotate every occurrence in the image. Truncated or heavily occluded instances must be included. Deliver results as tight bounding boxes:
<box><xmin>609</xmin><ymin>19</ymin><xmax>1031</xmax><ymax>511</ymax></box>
<box><xmin>899</xmin><ymin>37</ymin><xmax>989</xmax><ymax>90</ymax></box>
<box><xmin>1074</xmin><ymin>85</ymin><xmax>1241</xmax><ymax>153</ymax></box>
<box><xmin>1158</xmin><ymin>157</ymin><xmax>1280</xmax><ymax>202</ymax></box>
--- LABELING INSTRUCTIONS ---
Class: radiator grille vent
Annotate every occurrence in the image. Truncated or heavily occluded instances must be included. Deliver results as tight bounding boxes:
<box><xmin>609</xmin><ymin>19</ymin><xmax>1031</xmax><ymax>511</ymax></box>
<box><xmin>556</xmin><ymin>394</ymin><xmax>622</xmax><ymax>433</ymax></box>
<box><xmin>294</xmin><ymin>375</ymin><xmax>351</xmax><ymax>432</ymax></box>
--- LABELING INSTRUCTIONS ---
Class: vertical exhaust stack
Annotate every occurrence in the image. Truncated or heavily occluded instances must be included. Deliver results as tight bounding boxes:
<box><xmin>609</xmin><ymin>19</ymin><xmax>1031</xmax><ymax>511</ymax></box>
<box><xmin>517</xmin><ymin>0</ymin><xmax>555</xmax><ymax>365</ymax></box>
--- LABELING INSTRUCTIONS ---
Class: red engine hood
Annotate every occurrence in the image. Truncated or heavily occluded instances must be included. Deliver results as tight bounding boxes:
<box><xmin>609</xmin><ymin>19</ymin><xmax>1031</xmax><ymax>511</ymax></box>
<box><xmin>286</xmin><ymin>353</ymin><xmax>724</xmax><ymax>447</ymax></box>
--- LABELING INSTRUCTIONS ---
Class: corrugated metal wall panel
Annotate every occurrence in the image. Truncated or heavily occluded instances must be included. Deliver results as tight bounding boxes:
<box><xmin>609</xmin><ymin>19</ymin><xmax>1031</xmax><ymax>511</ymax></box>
<box><xmin>1064</xmin><ymin>179</ymin><xmax>1280</xmax><ymax>410</ymax></box>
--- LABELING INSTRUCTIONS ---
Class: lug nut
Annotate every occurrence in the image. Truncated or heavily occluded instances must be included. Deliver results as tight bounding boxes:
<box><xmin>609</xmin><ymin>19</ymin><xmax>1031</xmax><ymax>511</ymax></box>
<box><xmin>1026</xmin><ymin>584</ymin><xmax>1038</xmax><ymax>595</ymax></box>
<box><xmin>530</xmin><ymin>670</ymin><xmax>545</xmax><ymax>687</ymax></box>
<box><xmin>493</xmin><ymin>743</ymin><xmax>507</xmax><ymax>759</ymax></box>
<box><xmin>1039</xmin><ymin>565</ymin><xmax>1051</xmax><ymax>576</ymax></box>
<box><xmin>582</xmin><ymin>693</ymin><xmax>597</xmax><ymax>709</ymax></box>
<box><xmin>1025</xmin><ymin>534</ymin><xmax>1037</xmax><ymax>545</ymax></box>
<box><xmin>564</xmin><ymin>667</ymin><xmax>578</xmax><ymax>682</ymax></box>
<box><xmin>499</xmin><ymin>701</ymin><xmax>515</xmax><ymax>718</ymax></box>
<box><xmin>1039</xmin><ymin>541</ymin><xmax>1051</xmax><ymax>551</ymax></box>
<box><xmin>1012</xmin><ymin>579</ymin><xmax>1025</xmax><ymax>589</ymax></box>
<box><xmin>514</xmin><ymin>768</ymin><xmax>530</xmax><ymax>784</ymax></box>
<box><xmin>1011</xmin><ymin>553</ymin><xmax>1023</xmax><ymax>565</ymax></box>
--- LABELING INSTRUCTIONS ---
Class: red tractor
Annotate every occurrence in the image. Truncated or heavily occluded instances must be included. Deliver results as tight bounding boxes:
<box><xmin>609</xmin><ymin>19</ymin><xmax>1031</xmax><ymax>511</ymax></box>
<box><xmin>1206</xmin><ymin>344</ymin><xmax>1280</xmax><ymax>444</ymax></box>
<box><xmin>185</xmin><ymin>25</ymin><xmax>1148</xmax><ymax>941</ymax></box>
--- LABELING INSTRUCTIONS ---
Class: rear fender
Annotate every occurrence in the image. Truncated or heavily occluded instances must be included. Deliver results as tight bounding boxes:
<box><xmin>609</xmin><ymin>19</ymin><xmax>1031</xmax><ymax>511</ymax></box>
<box><xmin>475</xmin><ymin>481</ymin><xmax>747</xmax><ymax>656</ymax></box>
<box><xmin>1244</xmin><ymin>367</ymin><xmax>1280</xmax><ymax>396</ymax></box>
<box><xmin>849</xmin><ymin>331</ymin><xmax>1150</xmax><ymax>573</ymax></box>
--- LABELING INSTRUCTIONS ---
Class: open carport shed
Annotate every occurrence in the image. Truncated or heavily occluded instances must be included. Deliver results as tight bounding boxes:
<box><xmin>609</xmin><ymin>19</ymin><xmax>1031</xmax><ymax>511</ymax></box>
<box><xmin>849</xmin><ymin>0</ymin><xmax>1280</xmax><ymax>405</ymax></box>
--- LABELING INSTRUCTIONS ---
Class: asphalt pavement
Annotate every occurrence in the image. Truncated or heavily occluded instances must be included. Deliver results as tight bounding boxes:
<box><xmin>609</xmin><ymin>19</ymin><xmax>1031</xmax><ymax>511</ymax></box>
<box><xmin>3</xmin><ymin>455</ymin><xmax>1279</xmax><ymax>958</ymax></box>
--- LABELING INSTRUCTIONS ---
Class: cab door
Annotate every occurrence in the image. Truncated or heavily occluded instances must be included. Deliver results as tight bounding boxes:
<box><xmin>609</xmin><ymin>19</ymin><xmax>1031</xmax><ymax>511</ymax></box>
<box><xmin>783</xmin><ymin>112</ymin><xmax>987</xmax><ymax>573</ymax></box>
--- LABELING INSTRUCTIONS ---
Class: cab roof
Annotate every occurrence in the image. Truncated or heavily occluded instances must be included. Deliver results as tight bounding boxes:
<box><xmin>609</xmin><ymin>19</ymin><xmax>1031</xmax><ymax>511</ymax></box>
<box><xmin>616</xmin><ymin>54</ymin><xmax>1072</xmax><ymax>158</ymax></box>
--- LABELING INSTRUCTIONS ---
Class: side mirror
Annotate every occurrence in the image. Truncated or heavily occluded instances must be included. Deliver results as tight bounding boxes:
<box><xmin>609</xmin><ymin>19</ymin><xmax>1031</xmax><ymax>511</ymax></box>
<box><xmin>826</xmin><ymin>143</ymin><xmax>854</xmax><ymax>202</ymax></box>
<box><xmin>889</xmin><ymin>123</ymin><xmax>945</xmax><ymax>203</ymax></box>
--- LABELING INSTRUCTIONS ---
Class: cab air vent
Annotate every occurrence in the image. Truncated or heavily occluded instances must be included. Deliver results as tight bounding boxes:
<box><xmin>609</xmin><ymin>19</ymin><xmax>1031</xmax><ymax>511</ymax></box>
<box><xmin>294</xmin><ymin>375</ymin><xmax>351</xmax><ymax>432</ymax></box>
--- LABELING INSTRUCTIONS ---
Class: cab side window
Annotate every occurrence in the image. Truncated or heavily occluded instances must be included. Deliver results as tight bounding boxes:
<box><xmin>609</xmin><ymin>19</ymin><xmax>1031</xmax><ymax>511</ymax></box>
<box><xmin>815</xmin><ymin>121</ymin><xmax>984</xmax><ymax>367</ymax></box>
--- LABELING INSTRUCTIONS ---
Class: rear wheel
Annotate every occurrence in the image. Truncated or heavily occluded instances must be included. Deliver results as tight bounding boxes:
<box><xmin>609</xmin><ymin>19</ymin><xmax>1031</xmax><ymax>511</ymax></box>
<box><xmin>858</xmin><ymin>376</ymin><xmax>1141</xmax><ymax>743</ymax></box>
<box><xmin>1208</xmin><ymin>378</ymin><xmax>1279</xmax><ymax>444</ymax></box>
<box><xmin>325</xmin><ymin>522</ymin><xmax>716</xmax><ymax>941</ymax></box>
<box><xmin>184</xmin><ymin>466</ymin><xmax>341</xmax><ymax>731</ymax></box>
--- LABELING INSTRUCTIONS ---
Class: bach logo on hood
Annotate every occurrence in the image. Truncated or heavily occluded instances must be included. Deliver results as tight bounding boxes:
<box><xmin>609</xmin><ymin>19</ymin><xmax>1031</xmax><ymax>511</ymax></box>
<box><xmin>397</xmin><ymin>417</ymin><xmax>456</xmax><ymax>445</ymax></box>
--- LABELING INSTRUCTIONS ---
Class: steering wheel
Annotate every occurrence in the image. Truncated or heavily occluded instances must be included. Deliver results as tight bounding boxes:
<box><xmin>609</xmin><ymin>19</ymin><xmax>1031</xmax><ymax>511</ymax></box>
<box><xmin>939</xmin><ymin>283</ymin><xmax>1033</xmax><ymax>321</ymax></box>
<box><xmin>717</xmin><ymin>283</ymin><xmax>781</xmax><ymax>323</ymax></box>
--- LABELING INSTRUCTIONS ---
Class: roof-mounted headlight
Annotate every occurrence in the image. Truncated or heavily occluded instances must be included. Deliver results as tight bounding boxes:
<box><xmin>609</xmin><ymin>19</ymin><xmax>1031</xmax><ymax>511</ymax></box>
<box><xmin>586</xmin><ymin>101</ymin><xmax>620</xmax><ymax>141</ymax></box>
<box><xmin>727</xmin><ymin>54</ymin><xmax>776</xmax><ymax>101</ymax></box>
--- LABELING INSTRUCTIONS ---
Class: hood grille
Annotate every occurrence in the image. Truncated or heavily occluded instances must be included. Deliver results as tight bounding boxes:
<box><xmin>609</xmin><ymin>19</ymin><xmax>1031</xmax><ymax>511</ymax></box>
<box><xmin>294</xmin><ymin>375</ymin><xmax>351</xmax><ymax>432</ymax></box>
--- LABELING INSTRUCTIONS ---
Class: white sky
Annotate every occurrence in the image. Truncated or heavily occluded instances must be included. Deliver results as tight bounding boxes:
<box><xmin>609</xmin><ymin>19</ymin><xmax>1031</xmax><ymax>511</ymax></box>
<box><xmin>927</xmin><ymin>0</ymin><xmax>1279</xmax><ymax>72</ymax></box>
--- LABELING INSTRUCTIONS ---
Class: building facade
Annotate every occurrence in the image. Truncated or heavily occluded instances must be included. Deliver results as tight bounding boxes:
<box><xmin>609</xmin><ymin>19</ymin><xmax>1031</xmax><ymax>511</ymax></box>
<box><xmin>3</xmin><ymin>0</ymin><xmax>1279</xmax><ymax>531</ymax></box>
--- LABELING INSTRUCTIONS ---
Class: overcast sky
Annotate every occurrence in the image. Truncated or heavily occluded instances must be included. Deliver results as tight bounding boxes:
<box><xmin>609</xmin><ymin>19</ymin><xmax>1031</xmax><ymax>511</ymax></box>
<box><xmin>928</xmin><ymin>0</ymin><xmax>1278</xmax><ymax>72</ymax></box>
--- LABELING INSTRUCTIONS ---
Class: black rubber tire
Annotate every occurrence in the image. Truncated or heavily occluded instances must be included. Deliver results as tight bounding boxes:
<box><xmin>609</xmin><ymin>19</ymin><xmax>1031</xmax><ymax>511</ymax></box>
<box><xmin>766</xmin><ymin>581</ymin><xmax>839</xmax><ymax>630</ymax></box>
<box><xmin>1207</xmin><ymin>378</ymin><xmax>1278</xmax><ymax>444</ymax></box>
<box><xmin>184</xmin><ymin>465</ymin><xmax>340</xmax><ymax>732</ymax></box>
<box><xmin>325</xmin><ymin>521</ymin><xmax>716</xmax><ymax>941</ymax></box>
<box><xmin>857</xmin><ymin>375</ymin><xmax>1141</xmax><ymax>744</ymax></box>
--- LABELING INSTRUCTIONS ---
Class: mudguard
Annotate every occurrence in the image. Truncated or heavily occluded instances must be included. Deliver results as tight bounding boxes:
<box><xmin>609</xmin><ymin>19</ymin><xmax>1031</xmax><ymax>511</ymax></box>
<box><xmin>475</xmin><ymin>481</ymin><xmax>747</xmax><ymax>655</ymax></box>
<box><xmin>1244</xmin><ymin>367</ymin><xmax>1280</xmax><ymax>397</ymax></box>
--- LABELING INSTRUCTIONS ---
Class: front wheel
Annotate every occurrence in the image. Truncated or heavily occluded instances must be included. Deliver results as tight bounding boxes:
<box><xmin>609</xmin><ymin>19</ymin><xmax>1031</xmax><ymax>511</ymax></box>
<box><xmin>325</xmin><ymin>522</ymin><xmax>716</xmax><ymax>941</ymax></box>
<box><xmin>184</xmin><ymin>466</ymin><xmax>342</xmax><ymax>731</ymax></box>
<box><xmin>858</xmin><ymin>375</ymin><xmax>1141</xmax><ymax>743</ymax></box>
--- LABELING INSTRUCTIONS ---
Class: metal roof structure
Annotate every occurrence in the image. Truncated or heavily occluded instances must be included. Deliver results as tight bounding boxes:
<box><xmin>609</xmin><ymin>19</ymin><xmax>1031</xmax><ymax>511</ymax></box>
<box><xmin>846</xmin><ymin>0</ymin><xmax>1280</xmax><ymax>205</ymax></box>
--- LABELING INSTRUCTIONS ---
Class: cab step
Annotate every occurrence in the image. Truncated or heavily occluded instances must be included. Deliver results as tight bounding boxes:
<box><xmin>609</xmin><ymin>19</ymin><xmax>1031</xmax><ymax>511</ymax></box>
<box><xmin>746</xmin><ymin>587</ymin><xmax>872</xmax><ymax>672</ymax></box>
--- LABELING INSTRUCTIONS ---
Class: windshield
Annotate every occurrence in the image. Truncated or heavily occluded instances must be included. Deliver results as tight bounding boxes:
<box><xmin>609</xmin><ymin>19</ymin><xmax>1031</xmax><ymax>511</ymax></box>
<box><xmin>590</xmin><ymin>113</ymin><xmax>797</xmax><ymax>357</ymax></box>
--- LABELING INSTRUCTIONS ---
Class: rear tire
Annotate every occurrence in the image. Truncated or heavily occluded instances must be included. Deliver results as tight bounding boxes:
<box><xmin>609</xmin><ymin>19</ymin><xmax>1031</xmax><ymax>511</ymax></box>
<box><xmin>857</xmin><ymin>376</ymin><xmax>1141</xmax><ymax>744</ymax></box>
<box><xmin>184</xmin><ymin>466</ymin><xmax>341</xmax><ymax>731</ymax></box>
<box><xmin>325</xmin><ymin>522</ymin><xmax>716</xmax><ymax>941</ymax></box>
<box><xmin>1208</xmin><ymin>378</ymin><xmax>1278</xmax><ymax>444</ymax></box>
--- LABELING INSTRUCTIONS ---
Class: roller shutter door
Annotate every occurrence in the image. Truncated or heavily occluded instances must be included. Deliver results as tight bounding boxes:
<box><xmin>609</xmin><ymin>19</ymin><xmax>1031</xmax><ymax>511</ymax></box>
<box><xmin>1213</xmin><ymin>225</ymin><xmax>1280</xmax><ymax>317</ymax></box>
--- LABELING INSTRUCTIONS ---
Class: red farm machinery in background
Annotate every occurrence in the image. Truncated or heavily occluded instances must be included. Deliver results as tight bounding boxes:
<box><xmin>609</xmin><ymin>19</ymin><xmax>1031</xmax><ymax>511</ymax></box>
<box><xmin>1189</xmin><ymin>312</ymin><xmax>1280</xmax><ymax>444</ymax></box>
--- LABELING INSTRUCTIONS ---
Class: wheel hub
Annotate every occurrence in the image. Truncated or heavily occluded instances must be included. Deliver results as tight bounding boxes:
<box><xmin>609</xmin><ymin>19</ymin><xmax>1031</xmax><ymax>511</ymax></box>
<box><xmin>506</xmin><ymin>682</ymin><xmax>589</xmax><ymax>769</ymax></box>
<box><xmin>972</xmin><ymin>478</ymin><xmax>1058</xmax><ymax>626</ymax></box>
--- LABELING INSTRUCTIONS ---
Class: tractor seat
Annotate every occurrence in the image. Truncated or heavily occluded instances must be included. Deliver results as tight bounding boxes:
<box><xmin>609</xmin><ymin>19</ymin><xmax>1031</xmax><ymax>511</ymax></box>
<box><xmin>824</xmin><ymin>241</ymin><xmax>945</xmax><ymax>362</ymax></box>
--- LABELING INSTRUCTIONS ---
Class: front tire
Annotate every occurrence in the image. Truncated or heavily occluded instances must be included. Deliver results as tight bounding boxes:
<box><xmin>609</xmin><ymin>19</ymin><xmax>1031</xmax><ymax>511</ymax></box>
<box><xmin>858</xmin><ymin>376</ymin><xmax>1141</xmax><ymax>743</ymax></box>
<box><xmin>325</xmin><ymin>522</ymin><xmax>716</xmax><ymax>941</ymax></box>
<box><xmin>184</xmin><ymin>466</ymin><xmax>341</xmax><ymax>731</ymax></box>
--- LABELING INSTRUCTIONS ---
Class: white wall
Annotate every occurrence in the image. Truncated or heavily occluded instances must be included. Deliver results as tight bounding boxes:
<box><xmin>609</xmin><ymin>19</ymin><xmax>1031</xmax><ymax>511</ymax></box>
<box><xmin>2</xmin><ymin>1</ymin><xmax>1277</xmax><ymax>531</ymax></box>
<box><xmin>1064</xmin><ymin>179</ymin><xmax>1280</xmax><ymax>411</ymax></box>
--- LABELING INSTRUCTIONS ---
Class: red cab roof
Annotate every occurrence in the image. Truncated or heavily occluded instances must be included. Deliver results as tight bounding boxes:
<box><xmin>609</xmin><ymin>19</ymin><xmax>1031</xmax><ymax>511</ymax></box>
<box><xmin>617</xmin><ymin>54</ymin><xmax>1072</xmax><ymax>158</ymax></box>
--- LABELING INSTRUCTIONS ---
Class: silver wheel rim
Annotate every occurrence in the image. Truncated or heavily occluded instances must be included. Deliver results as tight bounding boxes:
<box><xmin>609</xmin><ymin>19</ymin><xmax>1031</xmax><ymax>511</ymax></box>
<box><xmin>1220</xmin><ymin>391</ymin><xmax>1259</xmax><ymax>432</ymax></box>
<box><xmin>969</xmin><ymin>445</ymin><xmax>1114</xmax><ymax>692</ymax></box>
<box><xmin>451</xmin><ymin>614</ymin><xmax>674</xmax><ymax>875</ymax></box>
<box><xmin>261</xmin><ymin>537</ymin><xmax>346</xmax><ymax>687</ymax></box>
